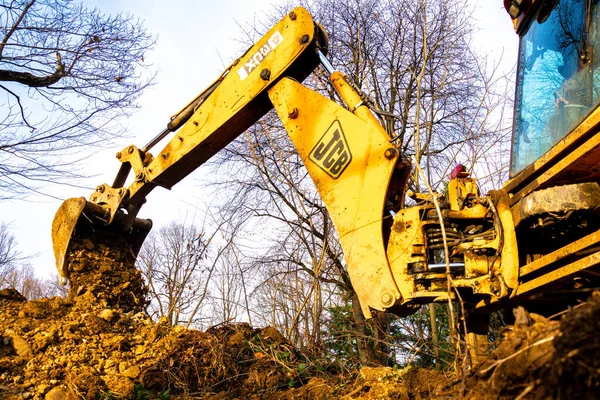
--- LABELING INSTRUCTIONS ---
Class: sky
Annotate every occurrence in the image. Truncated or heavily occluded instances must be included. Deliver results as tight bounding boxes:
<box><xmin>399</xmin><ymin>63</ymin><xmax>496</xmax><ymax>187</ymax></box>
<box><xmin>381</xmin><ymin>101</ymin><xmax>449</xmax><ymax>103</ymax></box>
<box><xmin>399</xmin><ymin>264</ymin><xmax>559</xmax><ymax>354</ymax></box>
<box><xmin>2</xmin><ymin>0</ymin><xmax>519</xmax><ymax>279</ymax></box>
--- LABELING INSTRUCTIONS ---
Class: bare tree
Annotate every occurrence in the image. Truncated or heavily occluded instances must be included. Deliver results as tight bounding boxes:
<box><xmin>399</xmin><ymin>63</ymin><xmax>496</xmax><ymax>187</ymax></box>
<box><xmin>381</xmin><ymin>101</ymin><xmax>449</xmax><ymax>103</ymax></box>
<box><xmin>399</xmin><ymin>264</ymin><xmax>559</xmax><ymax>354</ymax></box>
<box><xmin>0</xmin><ymin>0</ymin><xmax>155</xmax><ymax>198</ymax></box>
<box><xmin>1</xmin><ymin>264</ymin><xmax>66</xmax><ymax>299</ymax></box>
<box><xmin>204</xmin><ymin>0</ymin><xmax>512</xmax><ymax>366</ymax></box>
<box><xmin>0</xmin><ymin>223</ymin><xmax>19</xmax><ymax>279</ymax></box>
<box><xmin>308</xmin><ymin>0</ymin><xmax>511</xmax><ymax>190</ymax></box>
<box><xmin>208</xmin><ymin>245</ymin><xmax>254</xmax><ymax>326</ymax></box>
<box><xmin>1</xmin><ymin>223</ymin><xmax>67</xmax><ymax>299</ymax></box>
<box><xmin>39</xmin><ymin>272</ymin><xmax>69</xmax><ymax>298</ymax></box>
<box><xmin>137</xmin><ymin>219</ymin><xmax>233</xmax><ymax>328</ymax></box>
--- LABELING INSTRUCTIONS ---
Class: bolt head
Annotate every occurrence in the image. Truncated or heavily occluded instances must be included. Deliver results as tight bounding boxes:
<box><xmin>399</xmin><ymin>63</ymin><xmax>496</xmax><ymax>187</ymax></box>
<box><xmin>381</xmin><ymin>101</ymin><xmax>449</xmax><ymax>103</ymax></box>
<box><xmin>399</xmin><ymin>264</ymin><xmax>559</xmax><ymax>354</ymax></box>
<box><xmin>381</xmin><ymin>292</ymin><xmax>394</xmax><ymax>306</ymax></box>
<box><xmin>300</xmin><ymin>34</ymin><xmax>309</xmax><ymax>44</ymax></box>
<box><xmin>384</xmin><ymin>148</ymin><xmax>398</xmax><ymax>159</ymax></box>
<box><xmin>260</xmin><ymin>69</ymin><xmax>271</xmax><ymax>81</ymax></box>
<box><xmin>288</xmin><ymin>107</ymin><xmax>299</xmax><ymax>119</ymax></box>
<box><xmin>116</xmin><ymin>152</ymin><xmax>122</xmax><ymax>159</ymax></box>
<box><xmin>289</xmin><ymin>11</ymin><xmax>297</xmax><ymax>20</ymax></box>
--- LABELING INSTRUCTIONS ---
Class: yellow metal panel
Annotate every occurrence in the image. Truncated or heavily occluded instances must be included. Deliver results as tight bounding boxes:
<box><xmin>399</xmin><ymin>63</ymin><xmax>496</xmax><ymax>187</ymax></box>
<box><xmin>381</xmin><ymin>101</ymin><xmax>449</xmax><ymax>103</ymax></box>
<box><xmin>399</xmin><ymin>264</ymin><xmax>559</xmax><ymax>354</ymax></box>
<box><xmin>448</xmin><ymin>177</ymin><xmax>478</xmax><ymax>211</ymax></box>
<box><xmin>516</xmin><ymin>251</ymin><xmax>600</xmax><ymax>295</ymax></box>
<box><xmin>329</xmin><ymin>72</ymin><xmax>387</xmax><ymax>134</ymax></box>
<box><xmin>268</xmin><ymin>77</ymin><xmax>400</xmax><ymax>317</ymax></box>
<box><xmin>495</xmin><ymin>190</ymin><xmax>519</xmax><ymax>290</ymax></box>
<box><xmin>520</xmin><ymin>229</ymin><xmax>600</xmax><ymax>277</ymax></box>
<box><xmin>386</xmin><ymin>206</ymin><xmax>427</xmax><ymax>303</ymax></box>
<box><xmin>51</xmin><ymin>197</ymin><xmax>87</xmax><ymax>281</ymax></box>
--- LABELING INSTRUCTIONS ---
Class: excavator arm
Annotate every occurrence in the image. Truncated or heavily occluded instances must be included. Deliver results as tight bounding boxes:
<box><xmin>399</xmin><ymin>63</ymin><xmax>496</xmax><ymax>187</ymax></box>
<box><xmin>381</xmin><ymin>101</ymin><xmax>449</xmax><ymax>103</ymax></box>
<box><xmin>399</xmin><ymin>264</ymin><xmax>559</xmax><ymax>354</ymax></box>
<box><xmin>54</xmin><ymin>4</ymin><xmax>589</xmax><ymax>328</ymax></box>
<box><xmin>52</xmin><ymin>7</ymin><xmax>410</xmax><ymax>317</ymax></box>
<box><xmin>88</xmin><ymin>8</ymin><xmax>325</xmax><ymax>222</ymax></box>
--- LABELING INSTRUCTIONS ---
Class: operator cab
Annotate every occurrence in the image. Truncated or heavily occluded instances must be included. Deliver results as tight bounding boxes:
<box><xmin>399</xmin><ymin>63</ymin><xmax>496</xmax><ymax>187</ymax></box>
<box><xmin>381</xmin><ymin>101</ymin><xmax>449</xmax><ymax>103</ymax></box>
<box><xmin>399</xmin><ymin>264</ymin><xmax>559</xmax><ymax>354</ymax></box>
<box><xmin>511</xmin><ymin>0</ymin><xmax>600</xmax><ymax>175</ymax></box>
<box><xmin>503</xmin><ymin>0</ymin><xmax>600</xmax><ymax>314</ymax></box>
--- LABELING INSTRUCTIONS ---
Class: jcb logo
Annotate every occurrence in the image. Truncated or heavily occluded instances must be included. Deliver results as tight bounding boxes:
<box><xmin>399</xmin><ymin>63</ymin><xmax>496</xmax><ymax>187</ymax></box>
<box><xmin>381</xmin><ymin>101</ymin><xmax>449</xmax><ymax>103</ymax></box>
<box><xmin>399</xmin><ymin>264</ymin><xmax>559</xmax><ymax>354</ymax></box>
<box><xmin>309</xmin><ymin>120</ymin><xmax>352</xmax><ymax>179</ymax></box>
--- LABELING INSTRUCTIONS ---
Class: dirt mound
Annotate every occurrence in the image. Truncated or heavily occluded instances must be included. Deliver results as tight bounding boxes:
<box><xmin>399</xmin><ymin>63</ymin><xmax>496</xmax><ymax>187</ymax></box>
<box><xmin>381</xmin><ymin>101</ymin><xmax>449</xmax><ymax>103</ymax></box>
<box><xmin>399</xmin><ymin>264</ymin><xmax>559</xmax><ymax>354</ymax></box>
<box><xmin>539</xmin><ymin>293</ymin><xmax>600</xmax><ymax>399</ymax></box>
<box><xmin>0</xmin><ymin>289</ymin><xmax>27</xmax><ymax>303</ymax></box>
<box><xmin>0</xmin><ymin>297</ymin><xmax>325</xmax><ymax>398</ymax></box>
<box><xmin>335</xmin><ymin>366</ymin><xmax>444</xmax><ymax>399</ymax></box>
<box><xmin>2</xmin><ymin>243</ymin><xmax>600</xmax><ymax>399</ymax></box>
<box><xmin>332</xmin><ymin>297</ymin><xmax>600</xmax><ymax>399</ymax></box>
<box><xmin>0</xmin><ymin>249</ymin><xmax>348</xmax><ymax>400</ymax></box>
<box><xmin>442</xmin><ymin>293</ymin><xmax>600</xmax><ymax>399</ymax></box>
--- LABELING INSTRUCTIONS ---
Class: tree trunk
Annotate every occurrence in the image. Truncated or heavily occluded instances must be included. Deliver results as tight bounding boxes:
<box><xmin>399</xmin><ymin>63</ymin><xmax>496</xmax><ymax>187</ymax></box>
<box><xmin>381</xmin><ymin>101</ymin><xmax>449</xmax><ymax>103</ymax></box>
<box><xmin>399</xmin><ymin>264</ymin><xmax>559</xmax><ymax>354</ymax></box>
<box><xmin>351</xmin><ymin>291</ymin><xmax>380</xmax><ymax>365</ymax></box>
<box><xmin>369</xmin><ymin>311</ymin><xmax>391</xmax><ymax>366</ymax></box>
<box><xmin>429</xmin><ymin>303</ymin><xmax>441</xmax><ymax>368</ymax></box>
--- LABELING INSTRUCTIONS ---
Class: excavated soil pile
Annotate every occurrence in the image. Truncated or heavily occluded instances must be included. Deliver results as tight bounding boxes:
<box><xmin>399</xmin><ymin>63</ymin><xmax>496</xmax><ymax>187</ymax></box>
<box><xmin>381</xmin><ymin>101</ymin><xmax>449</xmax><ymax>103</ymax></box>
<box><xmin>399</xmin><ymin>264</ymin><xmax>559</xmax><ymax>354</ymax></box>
<box><xmin>337</xmin><ymin>366</ymin><xmax>444</xmax><ymax>399</ymax></box>
<box><xmin>1</xmin><ymin>236</ymin><xmax>599</xmax><ymax>399</ymax></box>
<box><xmin>0</xmin><ymin>288</ymin><xmax>341</xmax><ymax>399</ymax></box>
<box><xmin>442</xmin><ymin>293</ymin><xmax>600</xmax><ymax>399</ymax></box>
<box><xmin>0</xmin><ymin>238</ymin><xmax>344</xmax><ymax>399</ymax></box>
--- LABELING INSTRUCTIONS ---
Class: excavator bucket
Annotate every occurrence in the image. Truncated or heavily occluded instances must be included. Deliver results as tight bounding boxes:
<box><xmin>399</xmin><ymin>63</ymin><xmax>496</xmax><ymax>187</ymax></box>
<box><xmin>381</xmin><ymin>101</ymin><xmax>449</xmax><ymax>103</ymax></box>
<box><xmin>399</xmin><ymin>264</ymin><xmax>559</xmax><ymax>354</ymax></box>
<box><xmin>51</xmin><ymin>197</ymin><xmax>152</xmax><ymax>283</ymax></box>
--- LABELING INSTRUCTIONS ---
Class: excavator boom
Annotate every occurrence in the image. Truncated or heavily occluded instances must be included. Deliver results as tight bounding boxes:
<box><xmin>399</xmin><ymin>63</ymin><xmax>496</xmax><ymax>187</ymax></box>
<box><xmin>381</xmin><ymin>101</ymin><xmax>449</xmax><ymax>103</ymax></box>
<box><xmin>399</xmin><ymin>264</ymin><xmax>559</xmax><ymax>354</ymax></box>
<box><xmin>53</xmin><ymin>7</ymin><xmax>326</xmax><ymax>282</ymax></box>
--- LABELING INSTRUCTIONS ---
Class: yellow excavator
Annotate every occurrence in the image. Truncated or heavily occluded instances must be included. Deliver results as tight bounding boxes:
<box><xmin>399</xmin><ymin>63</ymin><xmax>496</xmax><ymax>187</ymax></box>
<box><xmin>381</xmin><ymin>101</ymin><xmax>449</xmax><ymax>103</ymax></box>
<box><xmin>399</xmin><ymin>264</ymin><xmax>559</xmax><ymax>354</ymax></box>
<box><xmin>52</xmin><ymin>1</ymin><xmax>600</xmax><ymax>351</ymax></box>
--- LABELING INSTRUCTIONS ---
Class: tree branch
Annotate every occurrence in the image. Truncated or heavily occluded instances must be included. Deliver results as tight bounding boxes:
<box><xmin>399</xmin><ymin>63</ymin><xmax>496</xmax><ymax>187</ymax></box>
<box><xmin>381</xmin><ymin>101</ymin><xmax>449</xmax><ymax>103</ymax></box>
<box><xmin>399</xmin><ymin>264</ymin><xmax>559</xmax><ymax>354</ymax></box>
<box><xmin>0</xmin><ymin>84</ymin><xmax>35</xmax><ymax>130</ymax></box>
<box><xmin>0</xmin><ymin>52</ymin><xmax>65</xmax><ymax>87</ymax></box>
<box><xmin>0</xmin><ymin>0</ymin><xmax>36</xmax><ymax>59</ymax></box>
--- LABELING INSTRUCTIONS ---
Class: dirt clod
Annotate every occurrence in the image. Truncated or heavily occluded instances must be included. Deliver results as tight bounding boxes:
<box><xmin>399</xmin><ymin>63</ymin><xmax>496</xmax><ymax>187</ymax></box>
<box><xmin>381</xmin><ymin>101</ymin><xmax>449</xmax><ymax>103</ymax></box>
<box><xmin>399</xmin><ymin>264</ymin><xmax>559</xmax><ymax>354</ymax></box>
<box><xmin>0</xmin><ymin>288</ymin><xmax>26</xmax><ymax>303</ymax></box>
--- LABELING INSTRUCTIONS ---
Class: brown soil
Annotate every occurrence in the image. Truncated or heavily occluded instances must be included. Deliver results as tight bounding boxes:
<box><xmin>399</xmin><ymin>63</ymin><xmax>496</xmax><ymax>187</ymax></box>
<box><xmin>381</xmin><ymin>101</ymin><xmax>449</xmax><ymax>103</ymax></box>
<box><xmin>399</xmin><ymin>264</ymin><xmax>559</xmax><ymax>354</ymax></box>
<box><xmin>442</xmin><ymin>295</ymin><xmax>600</xmax><ymax>399</ymax></box>
<box><xmin>1</xmin><ymin>244</ymin><xmax>599</xmax><ymax>399</ymax></box>
<box><xmin>0</xmin><ymin>240</ymin><xmax>346</xmax><ymax>399</ymax></box>
<box><xmin>65</xmin><ymin>235</ymin><xmax>148</xmax><ymax>313</ymax></box>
